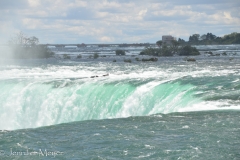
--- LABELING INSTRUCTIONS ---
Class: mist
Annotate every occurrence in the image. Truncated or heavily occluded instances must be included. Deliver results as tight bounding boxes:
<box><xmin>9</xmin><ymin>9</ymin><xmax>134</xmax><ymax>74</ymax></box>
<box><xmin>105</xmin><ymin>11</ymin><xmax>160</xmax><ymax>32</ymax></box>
<box><xmin>0</xmin><ymin>45</ymin><xmax>14</xmax><ymax>59</ymax></box>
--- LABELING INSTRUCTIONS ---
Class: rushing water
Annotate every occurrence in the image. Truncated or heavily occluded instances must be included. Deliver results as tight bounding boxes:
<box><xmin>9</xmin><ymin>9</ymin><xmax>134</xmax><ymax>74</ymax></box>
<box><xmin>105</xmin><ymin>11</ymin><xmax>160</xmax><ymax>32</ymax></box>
<box><xmin>0</xmin><ymin>45</ymin><xmax>239</xmax><ymax>159</ymax></box>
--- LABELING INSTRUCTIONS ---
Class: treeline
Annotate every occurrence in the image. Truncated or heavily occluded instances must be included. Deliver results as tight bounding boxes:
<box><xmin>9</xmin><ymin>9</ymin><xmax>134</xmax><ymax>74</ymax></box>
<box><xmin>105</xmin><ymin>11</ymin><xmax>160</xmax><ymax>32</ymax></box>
<box><xmin>8</xmin><ymin>32</ymin><xmax>54</xmax><ymax>59</ymax></box>
<box><xmin>179</xmin><ymin>32</ymin><xmax>240</xmax><ymax>45</ymax></box>
<box><xmin>140</xmin><ymin>43</ymin><xmax>200</xmax><ymax>57</ymax></box>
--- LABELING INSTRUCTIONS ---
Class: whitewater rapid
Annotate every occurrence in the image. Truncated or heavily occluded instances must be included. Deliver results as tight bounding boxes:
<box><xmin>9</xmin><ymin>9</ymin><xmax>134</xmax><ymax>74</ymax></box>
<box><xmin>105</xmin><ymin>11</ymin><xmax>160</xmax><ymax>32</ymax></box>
<box><xmin>0</xmin><ymin>57</ymin><xmax>239</xmax><ymax>130</ymax></box>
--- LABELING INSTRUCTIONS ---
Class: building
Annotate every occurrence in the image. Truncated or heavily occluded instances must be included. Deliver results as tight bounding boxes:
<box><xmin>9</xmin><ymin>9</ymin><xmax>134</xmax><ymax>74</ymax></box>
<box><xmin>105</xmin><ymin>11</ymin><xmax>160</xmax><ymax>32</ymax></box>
<box><xmin>162</xmin><ymin>35</ymin><xmax>176</xmax><ymax>45</ymax></box>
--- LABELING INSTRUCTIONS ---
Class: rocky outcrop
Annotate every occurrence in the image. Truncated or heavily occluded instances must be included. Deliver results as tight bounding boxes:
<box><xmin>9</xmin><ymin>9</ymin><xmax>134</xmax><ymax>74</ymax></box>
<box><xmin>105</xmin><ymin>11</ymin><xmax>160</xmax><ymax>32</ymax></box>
<box><xmin>142</xmin><ymin>57</ymin><xmax>158</xmax><ymax>62</ymax></box>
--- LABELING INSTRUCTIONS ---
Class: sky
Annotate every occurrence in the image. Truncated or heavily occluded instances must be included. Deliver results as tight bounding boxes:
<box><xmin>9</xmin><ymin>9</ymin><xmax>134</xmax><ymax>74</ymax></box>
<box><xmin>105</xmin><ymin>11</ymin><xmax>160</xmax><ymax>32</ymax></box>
<box><xmin>0</xmin><ymin>0</ymin><xmax>240</xmax><ymax>44</ymax></box>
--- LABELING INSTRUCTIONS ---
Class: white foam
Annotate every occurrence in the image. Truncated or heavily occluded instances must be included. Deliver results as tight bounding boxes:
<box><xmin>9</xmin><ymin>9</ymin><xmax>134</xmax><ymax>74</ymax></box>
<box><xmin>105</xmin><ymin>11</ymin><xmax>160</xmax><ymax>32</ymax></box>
<box><xmin>178</xmin><ymin>100</ymin><xmax>240</xmax><ymax>113</ymax></box>
<box><xmin>0</xmin><ymin>57</ymin><xmax>239</xmax><ymax>130</ymax></box>
<box><xmin>117</xmin><ymin>80</ymin><xmax>172</xmax><ymax>118</ymax></box>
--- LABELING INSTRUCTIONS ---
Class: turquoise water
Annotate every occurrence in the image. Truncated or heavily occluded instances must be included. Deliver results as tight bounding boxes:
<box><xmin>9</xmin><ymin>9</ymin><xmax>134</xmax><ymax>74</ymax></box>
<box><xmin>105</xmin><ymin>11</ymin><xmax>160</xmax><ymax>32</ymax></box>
<box><xmin>0</xmin><ymin>53</ymin><xmax>239</xmax><ymax>159</ymax></box>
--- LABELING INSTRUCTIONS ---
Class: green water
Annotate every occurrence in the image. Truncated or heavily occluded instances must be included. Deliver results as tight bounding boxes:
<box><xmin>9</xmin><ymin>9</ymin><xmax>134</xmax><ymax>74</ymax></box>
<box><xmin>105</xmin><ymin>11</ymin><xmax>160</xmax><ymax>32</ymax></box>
<box><xmin>0</xmin><ymin>56</ymin><xmax>239</xmax><ymax>159</ymax></box>
<box><xmin>0</xmin><ymin>111</ymin><xmax>239</xmax><ymax>159</ymax></box>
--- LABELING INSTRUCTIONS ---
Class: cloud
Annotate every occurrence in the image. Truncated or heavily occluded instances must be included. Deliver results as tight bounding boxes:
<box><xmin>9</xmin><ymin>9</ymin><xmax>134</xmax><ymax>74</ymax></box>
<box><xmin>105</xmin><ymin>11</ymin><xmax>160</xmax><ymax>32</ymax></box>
<box><xmin>0</xmin><ymin>0</ymin><xmax>240</xmax><ymax>44</ymax></box>
<box><xmin>64</xmin><ymin>7</ymin><xmax>96</xmax><ymax>20</ymax></box>
<box><xmin>0</xmin><ymin>0</ymin><xmax>29</xmax><ymax>9</ymax></box>
<box><xmin>151</xmin><ymin>0</ymin><xmax>235</xmax><ymax>5</ymax></box>
<box><xmin>100</xmin><ymin>36</ymin><xmax>114</xmax><ymax>42</ymax></box>
<box><xmin>28</xmin><ymin>0</ymin><xmax>41</xmax><ymax>7</ymax></box>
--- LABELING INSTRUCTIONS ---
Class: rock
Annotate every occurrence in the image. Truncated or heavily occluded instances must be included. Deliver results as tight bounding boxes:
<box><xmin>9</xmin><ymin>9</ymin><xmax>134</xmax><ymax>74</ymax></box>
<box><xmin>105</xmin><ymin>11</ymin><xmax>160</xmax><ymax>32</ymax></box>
<box><xmin>116</xmin><ymin>50</ymin><xmax>126</xmax><ymax>55</ymax></box>
<box><xmin>222</xmin><ymin>52</ymin><xmax>227</xmax><ymax>56</ymax></box>
<box><xmin>90</xmin><ymin>76</ymin><xmax>99</xmax><ymax>78</ymax></box>
<box><xmin>135</xmin><ymin>57</ymin><xmax>140</xmax><ymax>61</ymax></box>
<box><xmin>76</xmin><ymin>54</ymin><xmax>82</xmax><ymax>58</ymax></box>
<box><xmin>63</xmin><ymin>54</ymin><xmax>71</xmax><ymax>59</ymax></box>
<box><xmin>93</xmin><ymin>53</ymin><xmax>99</xmax><ymax>59</ymax></box>
<box><xmin>142</xmin><ymin>57</ymin><xmax>158</xmax><ymax>62</ymax></box>
<box><xmin>113</xmin><ymin>59</ymin><xmax>117</xmax><ymax>62</ymax></box>
<box><xmin>205</xmin><ymin>51</ymin><xmax>213</xmax><ymax>56</ymax></box>
<box><xmin>102</xmin><ymin>74</ymin><xmax>109</xmax><ymax>77</ymax></box>
<box><xmin>90</xmin><ymin>74</ymin><xmax>109</xmax><ymax>78</ymax></box>
<box><xmin>209</xmin><ymin>51</ymin><xmax>213</xmax><ymax>55</ymax></box>
<box><xmin>124</xmin><ymin>59</ymin><xmax>132</xmax><ymax>63</ymax></box>
<box><xmin>186</xmin><ymin>58</ymin><xmax>196</xmax><ymax>62</ymax></box>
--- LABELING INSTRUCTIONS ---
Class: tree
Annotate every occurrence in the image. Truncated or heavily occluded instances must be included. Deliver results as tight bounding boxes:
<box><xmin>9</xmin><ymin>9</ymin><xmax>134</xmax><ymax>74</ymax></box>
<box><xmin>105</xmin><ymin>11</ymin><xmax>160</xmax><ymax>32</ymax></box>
<box><xmin>140</xmin><ymin>47</ymin><xmax>159</xmax><ymax>56</ymax></box>
<box><xmin>221</xmin><ymin>32</ymin><xmax>240</xmax><ymax>44</ymax></box>
<box><xmin>200</xmin><ymin>34</ymin><xmax>207</xmax><ymax>41</ymax></box>
<box><xmin>179</xmin><ymin>45</ymin><xmax>200</xmax><ymax>56</ymax></box>
<box><xmin>27</xmin><ymin>36</ymin><xmax>39</xmax><ymax>46</ymax></box>
<box><xmin>9</xmin><ymin>32</ymin><xmax>27</xmax><ymax>45</ymax></box>
<box><xmin>189</xmin><ymin>34</ymin><xmax>200</xmax><ymax>43</ymax></box>
<box><xmin>178</xmin><ymin>38</ymin><xmax>185</xmax><ymax>42</ymax></box>
<box><xmin>156</xmin><ymin>40</ymin><xmax>162</xmax><ymax>47</ymax></box>
<box><xmin>180</xmin><ymin>32</ymin><xmax>240</xmax><ymax>45</ymax></box>
<box><xmin>9</xmin><ymin>33</ymin><xmax>39</xmax><ymax>47</ymax></box>
<box><xmin>170</xmin><ymin>40</ymin><xmax>180</xmax><ymax>53</ymax></box>
<box><xmin>161</xmin><ymin>45</ymin><xmax>173</xmax><ymax>56</ymax></box>
<box><xmin>8</xmin><ymin>32</ymin><xmax>54</xmax><ymax>59</ymax></box>
<box><xmin>206</xmin><ymin>33</ymin><xmax>216</xmax><ymax>40</ymax></box>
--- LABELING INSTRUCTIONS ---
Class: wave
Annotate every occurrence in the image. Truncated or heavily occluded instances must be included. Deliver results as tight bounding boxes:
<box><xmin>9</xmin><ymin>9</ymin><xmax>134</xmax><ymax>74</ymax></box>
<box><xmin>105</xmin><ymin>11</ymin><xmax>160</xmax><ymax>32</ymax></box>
<box><xmin>0</xmin><ymin>75</ymin><xmax>239</xmax><ymax>130</ymax></box>
<box><xmin>0</xmin><ymin>57</ymin><xmax>240</xmax><ymax>130</ymax></box>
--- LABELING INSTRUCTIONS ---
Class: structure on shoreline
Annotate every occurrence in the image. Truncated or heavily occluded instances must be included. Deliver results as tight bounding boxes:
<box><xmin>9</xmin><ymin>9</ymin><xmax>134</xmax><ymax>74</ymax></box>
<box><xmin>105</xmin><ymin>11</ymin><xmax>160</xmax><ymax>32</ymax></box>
<box><xmin>40</xmin><ymin>43</ymin><xmax>153</xmax><ymax>48</ymax></box>
<box><xmin>162</xmin><ymin>35</ymin><xmax>176</xmax><ymax>45</ymax></box>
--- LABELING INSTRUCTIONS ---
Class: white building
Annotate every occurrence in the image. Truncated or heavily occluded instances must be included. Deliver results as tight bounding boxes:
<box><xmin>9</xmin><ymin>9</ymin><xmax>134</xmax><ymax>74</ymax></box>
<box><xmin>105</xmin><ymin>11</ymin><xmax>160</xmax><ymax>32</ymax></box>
<box><xmin>162</xmin><ymin>35</ymin><xmax>176</xmax><ymax>45</ymax></box>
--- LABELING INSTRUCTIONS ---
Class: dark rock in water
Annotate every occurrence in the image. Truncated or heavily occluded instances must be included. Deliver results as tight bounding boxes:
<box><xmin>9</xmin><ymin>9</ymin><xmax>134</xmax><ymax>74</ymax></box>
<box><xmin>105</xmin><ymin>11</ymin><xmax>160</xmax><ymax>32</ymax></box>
<box><xmin>90</xmin><ymin>76</ymin><xmax>99</xmax><ymax>78</ymax></box>
<box><xmin>151</xmin><ymin>57</ymin><xmax>158</xmax><ymax>61</ymax></box>
<box><xmin>93</xmin><ymin>53</ymin><xmax>99</xmax><ymax>59</ymax></box>
<box><xmin>135</xmin><ymin>57</ymin><xmax>141</xmax><ymax>61</ymax></box>
<box><xmin>91</xmin><ymin>74</ymin><xmax>109</xmax><ymax>78</ymax></box>
<box><xmin>139</xmin><ymin>51</ymin><xmax>145</xmax><ymax>55</ymax></box>
<box><xmin>113</xmin><ymin>60</ymin><xmax>117</xmax><ymax>62</ymax></box>
<box><xmin>102</xmin><ymin>74</ymin><xmax>109</xmax><ymax>77</ymax></box>
<box><xmin>205</xmin><ymin>51</ymin><xmax>214</xmax><ymax>56</ymax></box>
<box><xmin>208</xmin><ymin>51</ymin><xmax>213</xmax><ymax>55</ymax></box>
<box><xmin>63</xmin><ymin>54</ymin><xmax>71</xmax><ymax>59</ymax></box>
<box><xmin>142</xmin><ymin>57</ymin><xmax>158</xmax><ymax>62</ymax></box>
<box><xmin>76</xmin><ymin>54</ymin><xmax>82</xmax><ymax>58</ymax></box>
<box><xmin>186</xmin><ymin>58</ymin><xmax>196</xmax><ymax>62</ymax></box>
<box><xmin>124</xmin><ymin>59</ymin><xmax>132</xmax><ymax>63</ymax></box>
<box><xmin>116</xmin><ymin>50</ymin><xmax>126</xmax><ymax>56</ymax></box>
<box><xmin>215</xmin><ymin>53</ymin><xmax>220</xmax><ymax>56</ymax></box>
<box><xmin>222</xmin><ymin>52</ymin><xmax>227</xmax><ymax>56</ymax></box>
<box><xmin>229</xmin><ymin>58</ymin><xmax>234</xmax><ymax>61</ymax></box>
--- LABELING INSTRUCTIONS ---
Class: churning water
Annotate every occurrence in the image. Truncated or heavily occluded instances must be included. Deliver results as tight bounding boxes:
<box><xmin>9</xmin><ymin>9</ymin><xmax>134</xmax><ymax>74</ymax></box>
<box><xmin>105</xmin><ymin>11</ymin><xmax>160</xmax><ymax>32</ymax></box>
<box><xmin>0</xmin><ymin>45</ymin><xmax>239</xmax><ymax>159</ymax></box>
